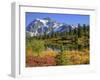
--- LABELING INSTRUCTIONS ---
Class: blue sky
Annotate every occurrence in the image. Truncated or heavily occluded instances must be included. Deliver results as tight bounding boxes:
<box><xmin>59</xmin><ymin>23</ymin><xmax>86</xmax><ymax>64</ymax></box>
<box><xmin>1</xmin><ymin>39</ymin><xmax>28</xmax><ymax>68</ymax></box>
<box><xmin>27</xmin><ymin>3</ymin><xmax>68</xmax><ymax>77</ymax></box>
<box><xmin>26</xmin><ymin>12</ymin><xmax>90</xmax><ymax>27</ymax></box>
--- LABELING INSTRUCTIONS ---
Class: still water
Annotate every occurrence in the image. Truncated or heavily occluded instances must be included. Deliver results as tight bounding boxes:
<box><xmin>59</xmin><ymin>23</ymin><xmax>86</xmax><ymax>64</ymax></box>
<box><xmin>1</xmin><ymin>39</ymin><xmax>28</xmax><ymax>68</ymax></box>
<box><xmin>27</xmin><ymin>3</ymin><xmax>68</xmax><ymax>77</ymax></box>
<box><xmin>45</xmin><ymin>42</ymin><xmax>79</xmax><ymax>52</ymax></box>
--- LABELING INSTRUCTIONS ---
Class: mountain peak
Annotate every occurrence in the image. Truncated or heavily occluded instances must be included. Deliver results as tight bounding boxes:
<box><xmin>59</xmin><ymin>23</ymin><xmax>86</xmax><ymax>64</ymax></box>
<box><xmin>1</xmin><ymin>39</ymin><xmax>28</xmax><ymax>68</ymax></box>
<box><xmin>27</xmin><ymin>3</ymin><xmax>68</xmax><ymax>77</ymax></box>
<box><xmin>26</xmin><ymin>17</ymin><xmax>74</xmax><ymax>37</ymax></box>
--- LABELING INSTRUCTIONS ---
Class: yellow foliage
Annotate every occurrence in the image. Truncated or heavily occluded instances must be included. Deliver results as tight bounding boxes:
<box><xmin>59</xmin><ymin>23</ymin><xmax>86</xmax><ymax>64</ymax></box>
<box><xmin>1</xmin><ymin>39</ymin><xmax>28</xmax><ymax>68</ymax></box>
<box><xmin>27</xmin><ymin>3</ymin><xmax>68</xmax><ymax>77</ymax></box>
<box><xmin>41</xmin><ymin>50</ymin><xmax>57</xmax><ymax>57</ymax></box>
<box><xmin>26</xmin><ymin>47</ymin><xmax>33</xmax><ymax>56</ymax></box>
<box><xmin>62</xmin><ymin>50</ymin><xmax>89</xmax><ymax>65</ymax></box>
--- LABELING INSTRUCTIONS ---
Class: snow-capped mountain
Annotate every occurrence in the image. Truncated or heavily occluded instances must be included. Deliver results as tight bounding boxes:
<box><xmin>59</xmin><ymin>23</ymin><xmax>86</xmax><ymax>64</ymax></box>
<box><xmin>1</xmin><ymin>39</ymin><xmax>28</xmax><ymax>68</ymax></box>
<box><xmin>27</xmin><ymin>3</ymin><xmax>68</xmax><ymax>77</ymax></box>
<box><xmin>26</xmin><ymin>17</ymin><xmax>76</xmax><ymax>37</ymax></box>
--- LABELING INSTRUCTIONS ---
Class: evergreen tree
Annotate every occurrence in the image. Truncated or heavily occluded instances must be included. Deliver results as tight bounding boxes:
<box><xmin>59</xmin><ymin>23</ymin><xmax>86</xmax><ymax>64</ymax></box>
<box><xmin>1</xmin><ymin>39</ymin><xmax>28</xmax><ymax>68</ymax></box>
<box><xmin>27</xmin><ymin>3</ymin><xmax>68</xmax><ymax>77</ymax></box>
<box><xmin>78</xmin><ymin>24</ymin><xmax>81</xmax><ymax>37</ymax></box>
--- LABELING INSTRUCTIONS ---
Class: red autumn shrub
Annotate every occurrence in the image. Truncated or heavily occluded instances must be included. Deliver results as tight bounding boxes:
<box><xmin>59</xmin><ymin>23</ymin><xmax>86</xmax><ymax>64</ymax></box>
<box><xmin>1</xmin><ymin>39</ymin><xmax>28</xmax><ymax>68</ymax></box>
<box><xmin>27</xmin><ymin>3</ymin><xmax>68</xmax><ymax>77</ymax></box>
<box><xmin>43</xmin><ymin>55</ymin><xmax>56</xmax><ymax>66</ymax></box>
<box><xmin>26</xmin><ymin>55</ymin><xmax>56</xmax><ymax>67</ymax></box>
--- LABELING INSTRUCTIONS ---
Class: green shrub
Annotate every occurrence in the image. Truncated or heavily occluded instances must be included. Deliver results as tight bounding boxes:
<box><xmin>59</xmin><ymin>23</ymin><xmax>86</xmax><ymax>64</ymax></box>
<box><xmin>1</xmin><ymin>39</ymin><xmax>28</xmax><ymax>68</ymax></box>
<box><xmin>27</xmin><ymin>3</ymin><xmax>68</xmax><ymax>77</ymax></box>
<box><xmin>26</xmin><ymin>39</ymin><xmax>45</xmax><ymax>56</ymax></box>
<box><xmin>31</xmin><ymin>39</ymin><xmax>45</xmax><ymax>56</ymax></box>
<box><xmin>56</xmin><ymin>52</ymin><xmax>70</xmax><ymax>65</ymax></box>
